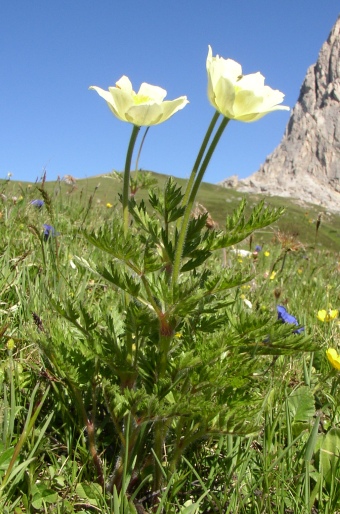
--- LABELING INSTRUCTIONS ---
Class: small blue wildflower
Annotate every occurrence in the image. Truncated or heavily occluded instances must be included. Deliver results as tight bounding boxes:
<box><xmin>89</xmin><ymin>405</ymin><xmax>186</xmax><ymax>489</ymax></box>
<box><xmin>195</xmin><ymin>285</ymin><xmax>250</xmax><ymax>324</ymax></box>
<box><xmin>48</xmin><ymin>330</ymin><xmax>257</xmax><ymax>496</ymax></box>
<box><xmin>43</xmin><ymin>224</ymin><xmax>58</xmax><ymax>241</ymax></box>
<box><xmin>255</xmin><ymin>245</ymin><xmax>262</xmax><ymax>252</ymax></box>
<box><xmin>277</xmin><ymin>305</ymin><xmax>304</xmax><ymax>334</ymax></box>
<box><xmin>30</xmin><ymin>199</ymin><xmax>44</xmax><ymax>208</ymax></box>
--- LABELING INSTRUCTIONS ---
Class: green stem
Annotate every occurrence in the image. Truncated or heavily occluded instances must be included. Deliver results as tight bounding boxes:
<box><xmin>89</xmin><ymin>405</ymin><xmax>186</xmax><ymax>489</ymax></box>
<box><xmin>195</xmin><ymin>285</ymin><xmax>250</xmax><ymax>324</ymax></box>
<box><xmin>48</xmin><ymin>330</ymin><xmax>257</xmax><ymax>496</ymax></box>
<box><xmin>153</xmin><ymin>420</ymin><xmax>167</xmax><ymax>496</ymax></box>
<box><xmin>172</xmin><ymin>116</ymin><xmax>230</xmax><ymax>285</ymax></box>
<box><xmin>122</xmin><ymin>412</ymin><xmax>131</xmax><ymax>491</ymax></box>
<box><xmin>123</xmin><ymin>125</ymin><xmax>140</xmax><ymax>235</ymax></box>
<box><xmin>181</xmin><ymin>110</ymin><xmax>220</xmax><ymax>209</ymax></box>
<box><xmin>188</xmin><ymin>115</ymin><xmax>230</xmax><ymax>211</ymax></box>
<box><xmin>70</xmin><ymin>382</ymin><xmax>105</xmax><ymax>488</ymax></box>
<box><xmin>169</xmin><ymin>427</ymin><xmax>206</xmax><ymax>474</ymax></box>
<box><xmin>152</xmin><ymin>332</ymin><xmax>172</xmax><ymax>492</ymax></box>
<box><xmin>135</xmin><ymin>127</ymin><xmax>149</xmax><ymax>172</ymax></box>
<box><xmin>159</xmin><ymin>334</ymin><xmax>172</xmax><ymax>379</ymax></box>
<box><xmin>140</xmin><ymin>275</ymin><xmax>162</xmax><ymax>317</ymax></box>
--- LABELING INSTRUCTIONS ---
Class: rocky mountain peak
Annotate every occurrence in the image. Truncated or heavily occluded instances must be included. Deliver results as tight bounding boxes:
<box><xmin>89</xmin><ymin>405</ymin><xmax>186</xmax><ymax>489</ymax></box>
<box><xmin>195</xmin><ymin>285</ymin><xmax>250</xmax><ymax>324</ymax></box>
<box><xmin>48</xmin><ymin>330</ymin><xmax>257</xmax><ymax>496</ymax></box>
<box><xmin>224</xmin><ymin>15</ymin><xmax>340</xmax><ymax>211</ymax></box>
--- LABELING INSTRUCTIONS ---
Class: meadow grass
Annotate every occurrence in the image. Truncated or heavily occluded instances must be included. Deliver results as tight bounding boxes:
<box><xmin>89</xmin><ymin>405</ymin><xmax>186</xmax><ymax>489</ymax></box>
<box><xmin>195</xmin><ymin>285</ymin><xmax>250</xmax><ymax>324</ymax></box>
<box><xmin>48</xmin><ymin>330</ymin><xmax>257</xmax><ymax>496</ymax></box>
<box><xmin>0</xmin><ymin>175</ymin><xmax>340</xmax><ymax>513</ymax></box>
<box><xmin>2</xmin><ymin>172</ymin><xmax>340</xmax><ymax>251</ymax></box>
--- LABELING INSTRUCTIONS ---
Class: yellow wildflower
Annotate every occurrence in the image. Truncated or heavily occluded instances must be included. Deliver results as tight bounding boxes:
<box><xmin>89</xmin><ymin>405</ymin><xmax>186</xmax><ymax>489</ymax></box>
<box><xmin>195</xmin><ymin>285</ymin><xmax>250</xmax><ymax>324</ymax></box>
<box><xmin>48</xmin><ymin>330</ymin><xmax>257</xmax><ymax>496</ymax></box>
<box><xmin>269</xmin><ymin>271</ymin><xmax>276</xmax><ymax>280</ymax></box>
<box><xmin>326</xmin><ymin>348</ymin><xmax>340</xmax><ymax>370</ymax></box>
<box><xmin>264</xmin><ymin>251</ymin><xmax>270</xmax><ymax>257</ymax></box>
<box><xmin>317</xmin><ymin>309</ymin><xmax>338</xmax><ymax>322</ymax></box>
<box><xmin>106</xmin><ymin>203</ymin><xmax>113</xmax><ymax>208</ymax></box>
<box><xmin>7</xmin><ymin>339</ymin><xmax>15</xmax><ymax>350</ymax></box>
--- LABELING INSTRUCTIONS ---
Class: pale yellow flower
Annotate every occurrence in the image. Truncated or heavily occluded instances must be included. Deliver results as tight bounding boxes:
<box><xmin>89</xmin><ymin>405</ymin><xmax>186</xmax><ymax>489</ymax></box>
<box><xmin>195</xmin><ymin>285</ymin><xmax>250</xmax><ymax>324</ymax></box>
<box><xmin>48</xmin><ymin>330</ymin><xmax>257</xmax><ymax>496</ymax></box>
<box><xmin>90</xmin><ymin>76</ymin><xmax>188</xmax><ymax>127</ymax></box>
<box><xmin>269</xmin><ymin>271</ymin><xmax>276</xmax><ymax>280</ymax></box>
<box><xmin>106</xmin><ymin>203</ymin><xmax>113</xmax><ymax>208</ymax></box>
<box><xmin>264</xmin><ymin>251</ymin><xmax>270</xmax><ymax>257</ymax></box>
<box><xmin>317</xmin><ymin>309</ymin><xmax>339</xmax><ymax>322</ymax></box>
<box><xmin>7</xmin><ymin>338</ymin><xmax>15</xmax><ymax>350</ymax></box>
<box><xmin>326</xmin><ymin>348</ymin><xmax>340</xmax><ymax>370</ymax></box>
<box><xmin>206</xmin><ymin>46</ymin><xmax>289</xmax><ymax>122</ymax></box>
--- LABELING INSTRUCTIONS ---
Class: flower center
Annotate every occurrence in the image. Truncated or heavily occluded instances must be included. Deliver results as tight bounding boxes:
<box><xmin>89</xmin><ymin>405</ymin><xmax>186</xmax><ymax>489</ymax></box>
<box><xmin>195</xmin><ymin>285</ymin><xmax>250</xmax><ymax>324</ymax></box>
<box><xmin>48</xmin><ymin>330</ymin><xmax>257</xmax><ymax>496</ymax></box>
<box><xmin>132</xmin><ymin>93</ymin><xmax>152</xmax><ymax>105</ymax></box>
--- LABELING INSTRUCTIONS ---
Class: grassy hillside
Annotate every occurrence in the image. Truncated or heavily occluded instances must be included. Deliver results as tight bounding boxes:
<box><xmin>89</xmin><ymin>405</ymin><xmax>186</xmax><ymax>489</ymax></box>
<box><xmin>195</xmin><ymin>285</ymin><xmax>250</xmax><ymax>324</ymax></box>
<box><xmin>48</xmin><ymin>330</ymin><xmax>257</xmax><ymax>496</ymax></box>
<box><xmin>3</xmin><ymin>171</ymin><xmax>339</xmax><ymax>251</ymax></box>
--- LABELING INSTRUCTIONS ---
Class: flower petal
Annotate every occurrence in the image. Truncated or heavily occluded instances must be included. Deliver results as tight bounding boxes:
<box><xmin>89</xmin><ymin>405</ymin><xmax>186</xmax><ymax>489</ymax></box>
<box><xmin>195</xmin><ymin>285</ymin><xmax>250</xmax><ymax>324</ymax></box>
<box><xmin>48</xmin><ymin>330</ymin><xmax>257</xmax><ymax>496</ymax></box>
<box><xmin>317</xmin><ymin>309</ymin><xmax>327</xmax><ymax>322</ymax></box>
<box><xmin>207</xmin><ymin>46</ymin><xmax>242</xmax><ymax>83</ymax></box>
<box><xmin>90</xmin><ymin>85</ymin><xmax>115</xmax><ymax>104</ymax></box>
<box><xmin>211</xmin><ymin>77</ymin><xmax>236</xmax><ymax>118</ymax></box>
<box><xmin>236</xmin><ymin>72</ymin><xmax>265</xmax><ymax>90</ymax></box>
<box><xmin>125</xmin><ymin>103</ymin><xmax>164</xmax><ymax>126</ymax></box>
<box><xmin>90</xmin><ymin>85</ymin><xmax>125</xmax><ymax>121</ymax></box>
<box><xmin>277</xmin><ymin>305</ymin><xmax>304</xmax><ymax>334</ymax></box>
<box><xmin>157</xmin><ymin>97</ymin><xmax>189</xmax><ymax>123</ymax></box>
<box><xmin>115</xmin><ymin>75</ymin><xmax>134</xmax><ymax>94</ymax></box>
<box><xmin>326</xmin><ymin>348</ymin><xmax>340</xmax><ymax>370</ymax></box>
<box><xmin>138</xmin><ymin>82</ymin><xmax>167</xmax><ymax>102</ymax></box>
<box><xmin>108</xmin><ymin>87</ymin><xmax>134</xmax><ymax>121</ymax></box>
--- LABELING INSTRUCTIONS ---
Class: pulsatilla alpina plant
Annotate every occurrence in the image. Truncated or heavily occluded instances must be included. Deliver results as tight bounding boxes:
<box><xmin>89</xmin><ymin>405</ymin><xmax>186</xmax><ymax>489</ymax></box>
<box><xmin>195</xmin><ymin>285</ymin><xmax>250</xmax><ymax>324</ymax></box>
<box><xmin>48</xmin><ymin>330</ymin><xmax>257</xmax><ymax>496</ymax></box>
<box><xmin>34</xmin><ymin>47</ymin><xmax>313</xmax><ymax>507</ymax></box>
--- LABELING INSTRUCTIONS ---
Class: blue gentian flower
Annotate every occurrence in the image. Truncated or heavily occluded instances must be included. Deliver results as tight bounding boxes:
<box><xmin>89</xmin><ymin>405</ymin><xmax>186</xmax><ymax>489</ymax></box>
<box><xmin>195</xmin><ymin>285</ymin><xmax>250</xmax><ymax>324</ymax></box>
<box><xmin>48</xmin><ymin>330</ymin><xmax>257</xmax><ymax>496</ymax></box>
<box><xmin>30</xmin><ymin>199</ymin><xmax>44</xmax><ymax>208</ymax></box>
<box><xmin>43</xmin><ymin>224</ymin><xmax>58</xmax><ymax>241</ymax></box>
<box><xmin>255</xmin><ymin>245</ymin><xmax>262</xmax><ymax>252</ymax></box>
<box><xmin>277</xmin><ymin>305</ymin><xmax>304</xmax><ymax>334</ymax></box>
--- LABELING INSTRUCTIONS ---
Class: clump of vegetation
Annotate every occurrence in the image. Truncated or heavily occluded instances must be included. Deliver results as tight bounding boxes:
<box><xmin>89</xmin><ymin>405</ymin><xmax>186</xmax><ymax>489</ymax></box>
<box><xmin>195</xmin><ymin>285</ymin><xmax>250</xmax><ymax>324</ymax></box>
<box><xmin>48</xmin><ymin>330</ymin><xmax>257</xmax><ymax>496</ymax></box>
<box><xmin>1</xmin><ymin>48</ymin><xmax>340</xmax><ymax>514</ymax></box>
<box><xmin>1</xmin><ymin>169</ymin><xmax>340</xmax><ymax>513</ymax></box>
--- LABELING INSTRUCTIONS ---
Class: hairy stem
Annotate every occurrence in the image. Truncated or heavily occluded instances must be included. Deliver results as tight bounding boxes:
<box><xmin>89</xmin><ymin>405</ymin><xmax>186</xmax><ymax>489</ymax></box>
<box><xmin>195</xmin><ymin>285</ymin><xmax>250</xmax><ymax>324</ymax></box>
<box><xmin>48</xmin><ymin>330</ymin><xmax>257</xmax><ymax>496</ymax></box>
<box><xmin>172</xmin><ymin>116</ymin><xmax>230</xmax><ymax>285</ymax></box>
<box><xmin>180</xmin><ymin>111</ymin><xmax>220</xmax><ymax>213</ymax></box>
<box><xmin>70</xmin><ymin>382</ymin><xmax>104</xmax><ymax>488</ymax></box>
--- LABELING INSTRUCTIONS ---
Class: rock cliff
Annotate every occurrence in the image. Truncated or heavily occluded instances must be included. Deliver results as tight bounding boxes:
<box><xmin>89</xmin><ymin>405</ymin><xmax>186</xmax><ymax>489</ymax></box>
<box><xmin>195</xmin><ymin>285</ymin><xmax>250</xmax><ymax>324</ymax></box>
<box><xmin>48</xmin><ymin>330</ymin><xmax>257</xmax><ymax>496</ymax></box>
<box><xmin>234</xmin><ymin>15</ymin><xmax>340</xmax><ymax>211</ymax></box>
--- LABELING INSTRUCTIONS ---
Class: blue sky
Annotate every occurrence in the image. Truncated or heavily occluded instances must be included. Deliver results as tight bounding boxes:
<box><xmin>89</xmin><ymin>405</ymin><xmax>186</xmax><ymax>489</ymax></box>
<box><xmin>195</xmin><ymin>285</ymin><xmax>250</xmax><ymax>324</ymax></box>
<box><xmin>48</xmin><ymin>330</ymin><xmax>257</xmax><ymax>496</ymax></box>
<box><xmin>1</xmin><ymin>1</ymin><xmax>339</xmax><ymax>185</ymax></box>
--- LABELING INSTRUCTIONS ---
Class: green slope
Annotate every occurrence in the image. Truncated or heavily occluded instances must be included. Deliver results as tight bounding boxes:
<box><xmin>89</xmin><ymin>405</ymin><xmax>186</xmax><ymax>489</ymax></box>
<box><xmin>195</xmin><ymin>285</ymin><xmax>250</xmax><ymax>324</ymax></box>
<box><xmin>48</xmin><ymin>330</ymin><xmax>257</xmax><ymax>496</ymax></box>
<box><xmin>2</xmin><ymin>171</ymin><xmax>340</xmax><ymax>251</ymax></box>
